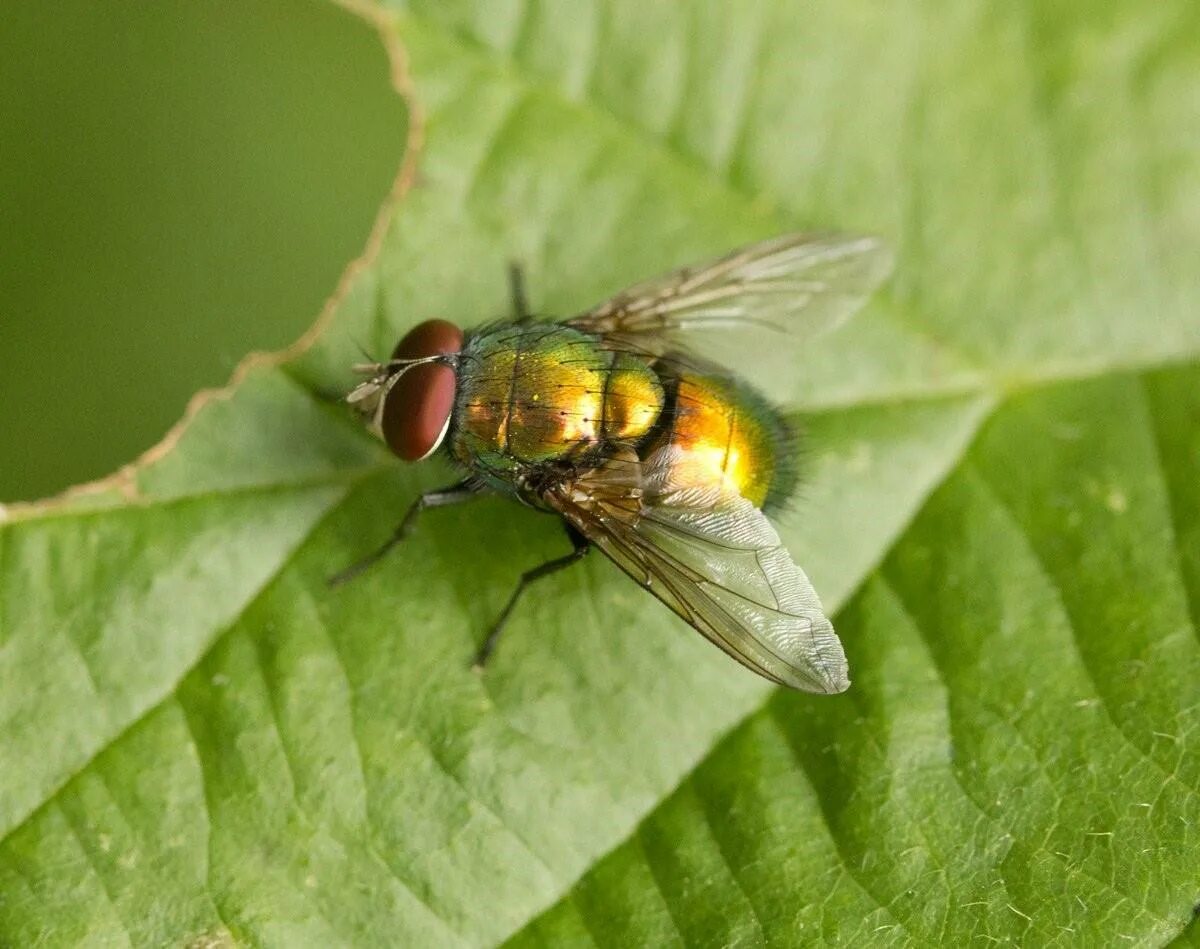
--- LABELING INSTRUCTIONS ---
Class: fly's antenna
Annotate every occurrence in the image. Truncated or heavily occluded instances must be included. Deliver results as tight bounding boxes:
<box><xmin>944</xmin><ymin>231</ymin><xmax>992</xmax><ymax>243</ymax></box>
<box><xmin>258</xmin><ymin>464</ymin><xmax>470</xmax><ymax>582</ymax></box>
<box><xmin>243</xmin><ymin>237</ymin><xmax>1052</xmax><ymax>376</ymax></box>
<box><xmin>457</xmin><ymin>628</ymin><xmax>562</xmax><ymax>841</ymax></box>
<box><xmin>349</xmin><ymin>335</ymin><xmax>376</xmax><ymax>363</ymax></box>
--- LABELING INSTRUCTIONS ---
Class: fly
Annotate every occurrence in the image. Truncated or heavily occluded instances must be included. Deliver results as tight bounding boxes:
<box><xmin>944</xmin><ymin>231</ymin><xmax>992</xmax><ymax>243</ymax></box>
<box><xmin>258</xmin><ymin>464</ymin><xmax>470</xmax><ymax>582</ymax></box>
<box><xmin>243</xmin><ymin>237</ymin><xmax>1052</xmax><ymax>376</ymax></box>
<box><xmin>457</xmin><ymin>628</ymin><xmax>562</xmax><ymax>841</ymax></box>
<box><xmin>331</xmin><ymin>233</ymin><xmax>892</xmax><ymax>694</ymax></box>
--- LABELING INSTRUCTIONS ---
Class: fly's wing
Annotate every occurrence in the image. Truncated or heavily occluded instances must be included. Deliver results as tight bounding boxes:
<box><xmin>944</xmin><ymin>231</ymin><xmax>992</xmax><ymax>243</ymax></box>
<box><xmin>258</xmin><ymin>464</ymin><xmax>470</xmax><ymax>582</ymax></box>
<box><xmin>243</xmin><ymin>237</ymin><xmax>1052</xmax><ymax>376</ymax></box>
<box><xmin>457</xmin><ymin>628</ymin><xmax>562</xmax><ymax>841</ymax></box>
<box><xmin>544</xmin><ymin>447</ymin><xmax>849</xmax><ymax>694</ymax></box>
<box><xmin>565</xmin><ymin>232</ymin><xmax>892</xmax><ymax>374</ymax></box>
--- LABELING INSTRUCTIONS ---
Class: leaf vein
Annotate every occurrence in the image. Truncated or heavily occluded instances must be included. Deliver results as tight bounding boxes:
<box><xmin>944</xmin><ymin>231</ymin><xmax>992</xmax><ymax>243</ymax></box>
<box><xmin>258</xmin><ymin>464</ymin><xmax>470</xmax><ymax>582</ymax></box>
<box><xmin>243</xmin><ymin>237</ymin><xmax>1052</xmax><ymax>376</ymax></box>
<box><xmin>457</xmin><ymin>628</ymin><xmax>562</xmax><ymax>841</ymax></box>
<box><xmin>765</xmin><ymin>705</ymin><xmax>919</xmax><ymax>942</ymax></box>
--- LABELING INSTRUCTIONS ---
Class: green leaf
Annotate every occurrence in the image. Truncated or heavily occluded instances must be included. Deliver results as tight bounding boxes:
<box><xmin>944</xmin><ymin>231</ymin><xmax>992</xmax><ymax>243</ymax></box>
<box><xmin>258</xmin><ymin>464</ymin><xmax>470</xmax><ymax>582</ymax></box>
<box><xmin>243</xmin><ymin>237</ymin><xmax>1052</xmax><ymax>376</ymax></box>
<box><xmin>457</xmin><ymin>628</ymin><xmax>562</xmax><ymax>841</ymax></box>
<box><xmin>2</xmin><ymin>1</ymin><xmax>1198</xmax><ymax>945</ymax></box>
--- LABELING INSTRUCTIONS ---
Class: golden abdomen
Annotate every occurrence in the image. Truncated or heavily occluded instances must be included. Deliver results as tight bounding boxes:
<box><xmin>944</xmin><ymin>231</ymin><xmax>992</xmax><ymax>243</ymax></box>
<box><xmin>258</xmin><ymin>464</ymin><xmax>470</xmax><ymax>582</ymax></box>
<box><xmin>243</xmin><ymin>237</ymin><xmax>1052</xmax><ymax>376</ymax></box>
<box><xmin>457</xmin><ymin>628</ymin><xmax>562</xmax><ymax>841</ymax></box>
<box><xmin>647</xmin><ymin>368</ymin><xmax>797</xmax><ymax>511</ymax></box>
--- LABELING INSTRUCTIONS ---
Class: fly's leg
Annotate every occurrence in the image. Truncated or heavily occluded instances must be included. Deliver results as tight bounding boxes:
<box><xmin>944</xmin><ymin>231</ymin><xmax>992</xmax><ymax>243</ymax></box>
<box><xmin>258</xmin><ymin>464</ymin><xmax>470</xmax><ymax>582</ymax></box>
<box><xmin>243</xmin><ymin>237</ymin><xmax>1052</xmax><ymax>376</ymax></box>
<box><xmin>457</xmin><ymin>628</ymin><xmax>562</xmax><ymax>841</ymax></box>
<box><xmin>508</xmin><ymin>261</ymin><xmax>531</xmax><ymax>321</ymax></box>
<box><xmin>328</xmin><ymin>480</ymin><xmax>479</xmax><ymax>587</ymax></box>
<box><xmin>474</xmin><ymin>523</ymin><xmax>590</xmax><ymax>669</ymax></box>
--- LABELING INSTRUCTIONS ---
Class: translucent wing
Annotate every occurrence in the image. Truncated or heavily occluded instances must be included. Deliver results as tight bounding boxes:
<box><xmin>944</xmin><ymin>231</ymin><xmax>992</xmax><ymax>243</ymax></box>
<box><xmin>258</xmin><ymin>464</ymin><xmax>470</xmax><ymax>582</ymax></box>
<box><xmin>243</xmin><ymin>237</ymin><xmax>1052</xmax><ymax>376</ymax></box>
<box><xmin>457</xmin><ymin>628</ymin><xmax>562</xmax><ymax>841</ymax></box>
<box><xmin>566</xmin><ymin>232</ymin><xmax>892</xmax><ymax>372</ymax></box>
<box><xmin>544</xmin><ymin>447</ymin><xmax>848</xmax><ymax>694</ymax></box>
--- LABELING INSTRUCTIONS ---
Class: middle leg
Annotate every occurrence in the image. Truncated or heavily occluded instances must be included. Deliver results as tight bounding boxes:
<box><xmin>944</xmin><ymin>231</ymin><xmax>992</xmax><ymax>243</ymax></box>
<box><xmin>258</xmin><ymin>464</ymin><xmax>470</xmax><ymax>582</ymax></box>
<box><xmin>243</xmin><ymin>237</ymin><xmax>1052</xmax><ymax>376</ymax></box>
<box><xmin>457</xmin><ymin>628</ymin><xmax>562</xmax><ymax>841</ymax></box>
<box><xmin>508</xmin><ymin>261</ymin><xmax>531</xmax><ymax>321</ymax></box>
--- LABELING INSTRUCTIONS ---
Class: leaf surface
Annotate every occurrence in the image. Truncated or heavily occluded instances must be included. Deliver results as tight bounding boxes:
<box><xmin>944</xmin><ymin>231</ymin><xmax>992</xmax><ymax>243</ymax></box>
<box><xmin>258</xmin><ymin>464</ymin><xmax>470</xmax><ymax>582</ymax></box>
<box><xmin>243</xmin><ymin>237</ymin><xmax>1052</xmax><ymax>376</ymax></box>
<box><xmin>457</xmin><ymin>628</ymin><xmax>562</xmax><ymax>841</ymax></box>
<box><xmin>2</xmin><ymin>1</ymin><xmax>1198</xmax><ymax>945</ymax></box>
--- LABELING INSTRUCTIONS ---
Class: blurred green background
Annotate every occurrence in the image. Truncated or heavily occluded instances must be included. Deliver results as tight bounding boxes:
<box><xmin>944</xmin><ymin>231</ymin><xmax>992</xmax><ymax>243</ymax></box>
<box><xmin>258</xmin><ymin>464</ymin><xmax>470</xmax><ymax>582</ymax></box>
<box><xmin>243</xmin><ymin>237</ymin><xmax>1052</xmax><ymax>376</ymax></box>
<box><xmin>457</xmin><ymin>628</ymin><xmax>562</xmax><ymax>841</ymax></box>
<box><xmin>0</xmin><ymin>0</ymin><xmax>405</xmax><ymax>502</ymax></box>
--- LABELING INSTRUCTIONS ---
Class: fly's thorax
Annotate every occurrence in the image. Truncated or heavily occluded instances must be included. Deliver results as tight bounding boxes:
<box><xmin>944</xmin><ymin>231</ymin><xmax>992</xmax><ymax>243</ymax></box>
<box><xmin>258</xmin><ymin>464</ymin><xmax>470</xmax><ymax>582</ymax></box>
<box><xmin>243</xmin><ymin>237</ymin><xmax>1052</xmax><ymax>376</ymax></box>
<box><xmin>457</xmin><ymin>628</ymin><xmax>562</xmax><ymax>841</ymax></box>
<box><xmin>451</xmin><ymin>323</ymin><xmax>664</xmax><ymax>479</ymax></box>
<box><xmin>647</xmin><ymin>365</ymin><xmax>798</xmax><ymax>511</ymax></box>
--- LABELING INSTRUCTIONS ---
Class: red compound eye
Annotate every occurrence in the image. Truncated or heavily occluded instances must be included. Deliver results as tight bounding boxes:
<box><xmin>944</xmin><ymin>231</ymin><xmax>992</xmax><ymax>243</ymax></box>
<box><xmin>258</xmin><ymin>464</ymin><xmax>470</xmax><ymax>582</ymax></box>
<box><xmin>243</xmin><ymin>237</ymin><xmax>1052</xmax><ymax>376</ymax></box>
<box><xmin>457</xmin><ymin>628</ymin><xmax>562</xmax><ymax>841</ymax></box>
<box><xmin>380</xmin><ymin>319</ymin><xmax>463</xmax><ymax>461</ymax></box>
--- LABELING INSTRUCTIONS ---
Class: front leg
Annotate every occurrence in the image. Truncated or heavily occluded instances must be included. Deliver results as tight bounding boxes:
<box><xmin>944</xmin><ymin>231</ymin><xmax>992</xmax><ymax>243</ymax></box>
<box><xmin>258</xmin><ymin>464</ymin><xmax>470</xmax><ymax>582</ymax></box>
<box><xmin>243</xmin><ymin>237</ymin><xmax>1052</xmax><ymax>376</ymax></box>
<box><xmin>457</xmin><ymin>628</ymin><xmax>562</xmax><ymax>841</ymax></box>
<box><xmin>474</xmin><ymin>522</ymin><xmax>590</xmax><ymax>668</ymax></box>
<box><xmin>329</xmin><ymin>479</ymin><xmax>480</xmax><ymax>586</ymax></box>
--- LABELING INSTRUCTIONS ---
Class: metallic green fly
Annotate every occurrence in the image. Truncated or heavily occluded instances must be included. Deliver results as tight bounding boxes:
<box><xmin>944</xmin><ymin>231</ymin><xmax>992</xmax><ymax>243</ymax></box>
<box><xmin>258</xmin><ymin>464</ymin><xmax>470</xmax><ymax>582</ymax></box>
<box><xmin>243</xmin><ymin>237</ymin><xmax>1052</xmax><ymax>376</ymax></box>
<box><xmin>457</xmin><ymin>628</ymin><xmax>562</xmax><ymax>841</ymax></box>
<box><xmin>334</xmin><ymin>233</ymin><xmax>891</xmax><ymax>693</ymax></box>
